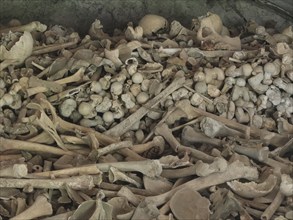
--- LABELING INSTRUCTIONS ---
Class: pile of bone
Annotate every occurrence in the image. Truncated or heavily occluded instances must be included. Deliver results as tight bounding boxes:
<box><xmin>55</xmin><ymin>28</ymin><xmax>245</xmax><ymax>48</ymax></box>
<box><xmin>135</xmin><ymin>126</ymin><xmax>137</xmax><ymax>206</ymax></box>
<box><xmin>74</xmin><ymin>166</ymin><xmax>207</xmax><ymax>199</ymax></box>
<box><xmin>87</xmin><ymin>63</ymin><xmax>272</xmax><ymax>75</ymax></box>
<box><xmin>0</xmin><ymin>12</ymin><xmax>293</xmax><ymax>220</ymax></box>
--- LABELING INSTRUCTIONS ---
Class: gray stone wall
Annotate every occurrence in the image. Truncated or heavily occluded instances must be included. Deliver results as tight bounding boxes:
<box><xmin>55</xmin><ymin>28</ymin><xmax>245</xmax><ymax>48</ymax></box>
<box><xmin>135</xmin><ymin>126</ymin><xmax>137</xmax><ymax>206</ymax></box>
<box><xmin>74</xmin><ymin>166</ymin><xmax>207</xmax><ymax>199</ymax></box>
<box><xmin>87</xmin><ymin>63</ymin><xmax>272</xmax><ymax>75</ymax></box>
<box><xmin>0</xmin><ymin>0</ymin><xmax>292</xmax><ymax>34</ymax></box>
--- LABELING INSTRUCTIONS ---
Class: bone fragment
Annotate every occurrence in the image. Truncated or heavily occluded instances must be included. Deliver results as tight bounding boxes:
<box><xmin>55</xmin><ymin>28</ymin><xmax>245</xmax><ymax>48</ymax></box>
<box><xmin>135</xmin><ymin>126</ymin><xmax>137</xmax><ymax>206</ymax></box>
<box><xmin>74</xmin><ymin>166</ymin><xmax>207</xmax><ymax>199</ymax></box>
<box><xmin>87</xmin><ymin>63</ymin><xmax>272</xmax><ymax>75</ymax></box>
<box><xmin>105</xmin><ymin>76</ymin><xmax>185</xmax><ymax>137</ymax></box>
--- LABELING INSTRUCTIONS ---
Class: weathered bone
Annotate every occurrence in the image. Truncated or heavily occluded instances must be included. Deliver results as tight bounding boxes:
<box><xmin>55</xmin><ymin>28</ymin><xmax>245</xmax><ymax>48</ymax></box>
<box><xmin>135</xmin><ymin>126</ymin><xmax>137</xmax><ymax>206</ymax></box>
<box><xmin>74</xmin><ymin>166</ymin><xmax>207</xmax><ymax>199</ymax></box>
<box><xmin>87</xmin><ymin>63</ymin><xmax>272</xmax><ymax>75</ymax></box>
<box><xmin>58</xmin><ymin>189</ymin><xmax>71</xmax><ymax>204</ymax></box>
<box><xmin>95</xmin><ymin>141</ymin><xmax>132</xmax><ymax>158</ymax></box>
<box><xmin>41</xmin><ymin>98</ymin><xmax>118</xmax><ymax>146</ymax></box>
<box><xmin>109</xmin><ymin>167</ymin><xmax>141</xmax><ymax>188</ymax></box>
<box><xmin>32</xmin><ymin>35</ymin><xmax>79</xmax><ymax>55</ymax></box>
<box><xmin>131</xmin><ymin>136</ymin><xmax>165</xmax><ymax>154</ymax></box>
<box><xmin>0</xmin><ymin>137</ymin><xmax>76</xmax><ymax>155</ymax></box>
<box><xmin>195</xmin><ymin>157</ymin><xmax>228</xmax><ymax>176</ymax></box>
<box><xmin>26</xmin><ymin>164</ymin><xmax>101</xmax><ymax>179</ymax></box>
<box><xmin>174</xmin><ymin>99</ymin><xmax>291</xmax><ymax>146</ymax></box>
<box><xmin>200</xmin><ymin>117</ymin><xmax>246</xmax><ymax>138</ymax></box>
<box><xmin>0</xmin><ymin>31</ymin><xmax>34</xmax><ymax>71</ymax></box>
<box><xmin>196</xmin><ymin>12</ymin><xmax>241</xmax><ymax>50</ymax></box>
<box><xmin>182</xmin><ymin>126</ymin><xmax>222</xmax><ymax>146</ymax></box>
<box><xmin>42</xmin><ymin>211</ymin><xmax>74</xmax><ymax>220</ymax></box>
<box><xmin>261</xmin><ymin>190</ymin><xmax>285</xmax><ymax>220</ymax></box>
<box><xmin>0</xmin><ymin>154</ymin><xmax>23</xmax><ymax>161</ymax></box>
<box><xmin>280</xmin><ymin>174</ymin><xmax>293</xmax><ymax>196</ymax></box>
<box><xmin>0</xmin><ymin>164</ymin><xmax>28</xmax><ymax>178</ymax></box>
<box><xmin>100</xmin><ymin>182</ymin><xmax>155</xmax><ymax>196</ymax></box>
<box><xmin>96</xmin><ymin>160</ymin><xmax>162</xmax><ymax>177</ymax></box>
<box><xmin>145</xmin><ymin>160</ymin><xmax>258</xmax><ymax>207</ymax></box>
<box><xmin>54</xmin><ymin>67</ymin><xmax>86</xmax><ymax>85</ymax></box>
<box><xmin>105</xmin><ymin>76</ymin><xmax>185</xmax><ymax>137</ymax></box>
<box><xmin>155</xmin><ymin>123</ymin><xmax>215</xmax><ymax>162</ymax></box>
<box><xmin>0</xmin><ymin>21</ymin><xmax>47</xmax><ymax>34</ymax></box>
<box><xmin>117</xmin><ymin>186</ymin><xmax>143</xmax><ymax>206</ymax></box>
<box><xmin>0</xmin><ymin>175</ymin><xmax>94</xmax><ymax>190</ymax></box>
<box><xmin>14</xmin><ymin>197</ymin><xmax>27</xmax><ymax>216</ymax></box>
<box><xmin>271</xmin><ymin>138</ymin><xmax>293</xmax><ymax>157</ymax></box>
<box><xmin>234</xmin><ymin>145</ymin><xmax>269</xmax><ymax>162</ymax></box>
<box><xmin>227</xmin><ymin>174</ymin><xmax>277</xmax><ymax>198</ymax></box>
<box><xmin>10</xmin><ymin>194</ymin><xmax>52</xmax><ymax>220</ymax></box>
<box><xmin>161</xmin><ymin>165</ymin><xmax>198</xmax><ymax>179</ymax></box>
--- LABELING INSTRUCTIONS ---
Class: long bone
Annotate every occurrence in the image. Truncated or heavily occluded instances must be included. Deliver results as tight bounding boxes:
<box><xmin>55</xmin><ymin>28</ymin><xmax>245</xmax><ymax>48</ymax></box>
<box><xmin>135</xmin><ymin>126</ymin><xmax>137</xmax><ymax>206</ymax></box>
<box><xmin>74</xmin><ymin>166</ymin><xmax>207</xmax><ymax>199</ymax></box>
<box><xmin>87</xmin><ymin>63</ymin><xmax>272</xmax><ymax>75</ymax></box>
<box><xmin>10</xmin><ymin>194</ymin><xmax>53</xmax><ymax>220</ymax></box>
<box><xmin>29</xmin><ymin>101</ymin><xmax>146</xmax><ymax>167</ymax></box>
<box><xmin>0</xmin><ymin>21</ymin><xmax>47</xmax><ymax>34</ymax></box>
<box><xmin>173</xmin><ymin>99</ymin><xmax>291</xmax><ymax>146</ymax></box>
<box><xmin>0</xmin><ymin>175</ymin><xmax>94</xmax><ymax>190</ymax></box>
<box><xmin>155</xmin><ymin>123</ymin><xmax>215</xmax><ymax>162</ymax></box>
<box><xmin>95</xmin><ymin>160</ymin><xmax>162</xmax><ymax>177</ymax></box>
<box><xmin>29</xmin><ymin>160</ymin><xmax>163</xmax><ymax>178</ymax></box>
<box><xmin>105</xmin><ymin>76</ymin><xmax>185</xmax><ymax>137</ymax></box>
<box><xmin>182</xmin><ymin>125</ymin><xmax>222</xmax><ymax>146</ymax></box>
<box><xmin>0</xmin><ymin>137</ymin><xmax>76</xmax><ymax>156</ymax></box>
<box><xmin>144</xmin><ymin>160</ymin><xmax>258</xmax><ymax>207</ymax></box>
<box><xmin>200</xmin><ymin>117</ymin><xmax>246</xmax><ymax>138</ymax></box>
<box><xmin>131</xmin><ymin>136</ymin><xmax>165</xmax><ymax>154</ymax></box>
